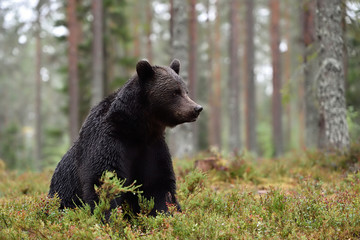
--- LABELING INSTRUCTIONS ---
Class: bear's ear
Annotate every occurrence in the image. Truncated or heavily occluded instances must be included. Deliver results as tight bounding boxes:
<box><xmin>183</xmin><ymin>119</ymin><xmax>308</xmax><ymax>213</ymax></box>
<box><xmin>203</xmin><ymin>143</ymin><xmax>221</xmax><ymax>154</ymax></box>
<box><xmin>170</xmin><ymin>59</ymin><xmax>180</xmax><ymax>75</ymax></box>
<box><xmin>136</xmin><ymin>59</ymin><xmax>154</xmax><ymax>80</ymax></box>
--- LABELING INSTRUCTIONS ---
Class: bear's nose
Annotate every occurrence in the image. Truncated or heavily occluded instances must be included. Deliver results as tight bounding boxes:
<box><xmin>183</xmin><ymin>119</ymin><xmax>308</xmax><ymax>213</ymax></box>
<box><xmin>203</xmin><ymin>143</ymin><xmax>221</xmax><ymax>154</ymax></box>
<box><xmin>194</xmin><ymin>105</ymin><xmax>203</xmax><ymax>113</ymax></box>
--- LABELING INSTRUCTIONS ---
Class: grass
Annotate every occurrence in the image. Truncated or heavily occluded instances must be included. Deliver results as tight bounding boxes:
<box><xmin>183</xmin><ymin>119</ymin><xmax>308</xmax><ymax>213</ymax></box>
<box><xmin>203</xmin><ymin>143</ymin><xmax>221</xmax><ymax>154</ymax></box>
<box><xmin>0</xmin><ymin>145</ymin><xmax>360</xmax><ymax>239</ymax></box>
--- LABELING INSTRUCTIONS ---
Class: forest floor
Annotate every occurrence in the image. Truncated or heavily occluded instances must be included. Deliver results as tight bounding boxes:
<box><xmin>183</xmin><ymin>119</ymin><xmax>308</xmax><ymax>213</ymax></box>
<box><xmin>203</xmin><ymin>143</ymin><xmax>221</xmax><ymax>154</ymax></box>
<box><xmin>0</xmin><ymin>145</ymin><xmax>360</xmax><ymax>239</ymax></box>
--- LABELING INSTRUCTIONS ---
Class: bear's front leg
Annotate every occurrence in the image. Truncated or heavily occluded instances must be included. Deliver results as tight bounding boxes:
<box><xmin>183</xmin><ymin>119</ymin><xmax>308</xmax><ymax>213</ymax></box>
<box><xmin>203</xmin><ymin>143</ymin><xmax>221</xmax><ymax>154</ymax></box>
<box><xmin>165</xmin><ymin>191</ymin><xmax>182</xmax><ymax>212</ymax></box>
<box><xmin>145</xmin><ymin>190</ymin><xmax>181</xmax><ymax>216</ymax></box>
<box><xmin>82</xmin><ymin>182</ymin><xmax>99</xmax><ymax>211</ymax></box>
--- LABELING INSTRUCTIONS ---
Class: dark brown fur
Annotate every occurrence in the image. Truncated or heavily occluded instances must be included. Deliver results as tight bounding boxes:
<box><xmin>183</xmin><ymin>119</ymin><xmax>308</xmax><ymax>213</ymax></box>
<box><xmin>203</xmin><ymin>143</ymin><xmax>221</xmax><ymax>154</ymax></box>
<box><xmin>49</xmin><ymin>59</ymin><xmax>202</xmax><ymax>216</ymax></box>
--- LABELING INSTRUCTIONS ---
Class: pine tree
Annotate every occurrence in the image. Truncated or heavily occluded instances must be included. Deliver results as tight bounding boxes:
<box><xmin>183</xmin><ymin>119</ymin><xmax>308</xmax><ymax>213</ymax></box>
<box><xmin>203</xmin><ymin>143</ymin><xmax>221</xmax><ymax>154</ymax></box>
<box><xmin>302</xmin><ymin>0</ymin><xmax>319</xmax><ymax>149</ymax></box>
<box><xmin>270</xmin><ymin>0</ymin><xmax>283</xmax><ymax>157</ymax></box>
<box><xmin>91</xmin><ymin>0</ymin><xmax>104</xmax><ymax>107</ymax></box>
<box><xmin>169</xmin><ymin>0</ymin><xmax>194</xmax><ymax>157</ymax></box>
<box><xmin>209</xmin><ymin>0</ymin><xmax>222</xmax><ymax>150</ymax></box>
<box><xmin>228</xmin><ymin>0</ymin><xmax>241</xmax><ymax>153</ymax></box>
<box><xmin>316</xmin><ymin>0</ymin><xmax>350</xmax><ymax>151</ymax></box>
<box><xmin>67</xmin><ymin>0</ymin><xmax>80</xmax><ymax>143</ymax></box>
<box><xmin>244</xmin><ymin>0</ymin><xmax>256</xmax><ymax>154</ymax></box>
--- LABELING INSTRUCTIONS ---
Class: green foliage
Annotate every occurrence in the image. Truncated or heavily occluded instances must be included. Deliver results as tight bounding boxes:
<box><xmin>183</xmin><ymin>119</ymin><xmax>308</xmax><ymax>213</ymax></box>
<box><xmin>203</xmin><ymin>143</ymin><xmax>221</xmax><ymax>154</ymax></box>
<box><xmin>179</xmin><ymin>169</ymin><xmax>206</xmax><ymax>199</ymax></box>
<box><xmin>0</xmin><ymin>122</ymin><xmax>30</xmax><ymax>170</ymax></box>
<box><xmin>281</xmin><ymin>79</ymin><xmax>291</xmax><ymax>105</ymax></box>
<box><xmin>93</xmin><ymin>171</ymin><xmax>142</xmax><ymax>222</ymax></box>
<box><xmin>346</xmin><ymin>16</ymin><xmax>360</xmax><ymax>142</ymax></box>
<box><xmin>257</xmin><ymin>121</ymin><xmax>274</xmax><ymax>158</ymax></box>
<box><xmin>137</xmin><ymin>194</ymin><xmax>155</xmax><ymax>216</ymax></box>
<box><xmin>347</xmin><ymin>106</ymin><xmax>360</xmax><ymax>142</ymax></box>
<box><xmin>1</xmin><ymin>147</ymin><xmax>360</xmax><ymax>239</ymax></box>
<box><xmin>52</xmin><ymin>0</ymin><xmax>135</xmax><ymax>129</ymax></box>
<box><xmin>42</xmin><ymin>127</ymin><xmax>69</xmax><ymax>168</ymax></box>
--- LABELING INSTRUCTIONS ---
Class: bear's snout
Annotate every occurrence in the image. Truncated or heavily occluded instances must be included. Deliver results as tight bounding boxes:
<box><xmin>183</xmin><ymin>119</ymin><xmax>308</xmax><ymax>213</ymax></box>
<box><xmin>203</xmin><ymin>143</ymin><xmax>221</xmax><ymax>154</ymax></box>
<box><xmin>194</xmin><ymin>105</ymin><xmax>203</xmax><ymax>114</ymax></box>
<box><xmin>182</xmin><ymin>95</ymin><xmax>202</xmax><ymax>122</ymax></box>
<box><xmin>188</xmin><ymin>103</ymin><xmax>202</xmax><ymax>121</ymax></box>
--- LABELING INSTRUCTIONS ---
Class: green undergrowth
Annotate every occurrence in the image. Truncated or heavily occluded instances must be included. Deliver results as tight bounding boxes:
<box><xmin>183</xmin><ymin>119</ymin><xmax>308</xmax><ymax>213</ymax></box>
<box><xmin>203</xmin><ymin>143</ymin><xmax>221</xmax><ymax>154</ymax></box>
<box><xmin>0</xmin><ymin>144</ymin><xmax>360</xmax><ymax>239</ymax></box>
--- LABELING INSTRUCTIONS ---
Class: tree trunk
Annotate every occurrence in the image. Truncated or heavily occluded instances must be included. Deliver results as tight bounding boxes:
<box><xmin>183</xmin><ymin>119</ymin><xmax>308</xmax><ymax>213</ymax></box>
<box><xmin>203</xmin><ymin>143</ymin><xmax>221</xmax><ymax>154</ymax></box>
<box><xmin>209</xmin><ymin>0</ymin><xmax>222</xmax><ymax>150</ymax></box>
<box><xmin>146</xmin><ymin>0</ymin><xmax>153</xmax><ymax>62</ymax></box>
<box><xmin>91</xmin><ymin>0</ymin><xmax>104</xmax><ymax>107</ymax></box>
<box><xmin>302</xmin><ymin>0</ymin><xmax>319</xmax><ymax>149</ymax></box>
<box><xmin>35</xmin><ymin>1</ymin><xmax>43</xmax><ymax>170</ymax></box>
<box><xmin>189</xmin><ymin>0</ymin><xmax>197</xmax><ymax>101</ymax></box>
<box><xmin>341</xmin><ymin>1</ymin><xmax>348</xmax><ymax>87</ymax></box>
<box><xmin>316</xmin><ymin>0</ymin><xmax>350</xmax><ymax>151</ymax></box>
<box><xmin>228</xmin><ymin>0</ymin><xmax>240</xmax><ymax>153</ymax></box>
<box><xmin>270</xmin><ymin>0</ymin><xmax>283</xmax><ymax>157</ymax></box>
<box><xmin>244</xmin><ymin>0</ymin><xmax>256</xmax><ymax>154</ymax></box>
<box><xmin>189</xmin><ymin>0</ymin><xmax>199</xmax><ymax>149</ymax></box>
<box><xmin>205</xmin><ymin>0</ymin><xmax>214</xmax><ymax>149</ymax></box>
<box><xmin>283</xmin><ymin>1</ymin><xmax>291</xmax><ymax>151</ymax></box>
<box><xmin>170</xmin><ymin>0</ymin><xmax>174</xmax><ymax>48</ymax></box>
<box><xmin>133</xmin><ymin>0</ymin><xmax>141</xmax><ymax>58</ymax></box>
<box><xmin>68</xmin><ymin>0</ymin><xmax>80</xmax><ymax>143</ymax></box>
<box><xmin>169</xmin><ymin>0</ymin><xmax>194</xmax><ymax>158</ymax></box>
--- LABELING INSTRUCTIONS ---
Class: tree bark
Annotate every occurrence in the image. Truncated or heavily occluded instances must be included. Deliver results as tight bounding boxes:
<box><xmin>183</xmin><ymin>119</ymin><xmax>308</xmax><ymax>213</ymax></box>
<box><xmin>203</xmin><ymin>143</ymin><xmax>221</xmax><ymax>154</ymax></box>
<box><xmin>133</xmin><ymin>0</ymin><xmax>141</xmax><ymax>58</ymax></box>
<box><xmin>189</xmin><ymin>0</ymin><xmax>199</xmax><ymax>149</ymax></box>
<box><xmin>205</xmin><ymin>0</ymin><xmax>214</xmax><ymax>149</ymax></box>
<box><xmin>270</xmin><ymin>0</ymin><xmax>283</xmax><ymax>157</ymax></box>
<box><xmin>228</xmin><ymin>0</ymin><xmax>240</xmax><ymax>153</ymax></box>
<box><xmin>91</xmin><ymin>0</ymin><xmax>104</xmax><ymax>107</ymax></box>
<box><xmin>244</xmin><ymin>0</ymin><xmax>256</xmax><ymax>154</ymax></box>
<box><xmin>68</xmin><ymin>0</ymin><xmax>80</xmax><ymax>143</ymax></box>
<box><xmin>316</xmin><ymin>0</ymin><xmax>350</xmax><ymax>151</ymax></box>
<box><xmin>209</xmin><ymin>0</ymin><xmax>222</xmax><ymax>150</ymax></box>
<box><xmin>189</xmin><ymin>0</ymin><xmax>197</xmax><ymax>101</ymax></box>
<box><xmin>169</xmin><ymin>0</ymin><xmax>194</xmax><ymax>158</ymax></box>
<box><xmin>170</xmin><ymin>0</ymin><xmax>174</xmax><ymax>48</ymax></box>
<box><xmin>35</xmin><ymin>1</ymin><xmax>44</xmax><ymax>170</ymax></box>
<box><xmin>146</xmin><ymin>0</ymin><xmax>153</xmax><ymax>62</ymax></box>
<box><xmin>302</xmin><ymin>0</ymin><xmax>319</xmax><ymax>149</ymax></box>
<box><xmin>283</xmin><ymin>1</ymin><xmax>291</xmax><ymax>151</ymax></box>
<box><xmin>341</xmin><ymin>1</ymin><xmax>348</xmax><ymax>87</ymax></box>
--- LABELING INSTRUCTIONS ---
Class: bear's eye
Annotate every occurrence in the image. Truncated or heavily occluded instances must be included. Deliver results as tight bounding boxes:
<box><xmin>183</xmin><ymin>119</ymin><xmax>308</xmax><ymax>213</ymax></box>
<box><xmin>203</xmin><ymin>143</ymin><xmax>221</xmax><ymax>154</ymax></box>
<box><xmin>173</xmin><ymin>89</ymin><xmax>181</xmax><ymax>96</ymax></box>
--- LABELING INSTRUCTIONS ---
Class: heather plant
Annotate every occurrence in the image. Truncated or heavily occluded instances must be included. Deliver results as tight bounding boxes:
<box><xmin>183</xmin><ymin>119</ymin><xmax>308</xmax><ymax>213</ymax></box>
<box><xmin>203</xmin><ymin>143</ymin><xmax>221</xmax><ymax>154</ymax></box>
<box><xmin>0</xmin><ymin>148</ymin><xmax>360</xmax><ymax>239</ymax></box>
<box><xmin>93</xmin><ymin>171</ymin><xmax>143</xmax><ymax>221</ymax></box>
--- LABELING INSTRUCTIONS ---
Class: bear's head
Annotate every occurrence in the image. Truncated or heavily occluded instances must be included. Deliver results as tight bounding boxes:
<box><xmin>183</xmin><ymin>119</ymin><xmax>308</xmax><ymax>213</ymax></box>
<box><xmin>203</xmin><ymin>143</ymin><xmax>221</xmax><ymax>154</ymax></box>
<box><xmin>136</xmin><ymin>59</ymin><xmax>203</xmax><ymax>127</ymax></box>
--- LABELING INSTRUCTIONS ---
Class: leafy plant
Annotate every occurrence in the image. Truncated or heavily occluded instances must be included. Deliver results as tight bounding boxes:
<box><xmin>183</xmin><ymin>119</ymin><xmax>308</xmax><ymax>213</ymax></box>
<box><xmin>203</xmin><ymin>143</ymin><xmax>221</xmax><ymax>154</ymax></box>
<box><xmin>93</xmin><ymin>171</ymin><xmax>142</xmax><ymax>222</ymax></box>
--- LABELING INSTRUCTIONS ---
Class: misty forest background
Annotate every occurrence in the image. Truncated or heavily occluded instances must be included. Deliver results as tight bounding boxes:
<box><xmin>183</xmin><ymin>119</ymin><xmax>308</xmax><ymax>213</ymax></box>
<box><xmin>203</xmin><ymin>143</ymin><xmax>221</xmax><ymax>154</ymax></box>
<box><xmin>0</xmin><ymin>0</ymin><xmax>359</xmax><ymax>171</ymax></box>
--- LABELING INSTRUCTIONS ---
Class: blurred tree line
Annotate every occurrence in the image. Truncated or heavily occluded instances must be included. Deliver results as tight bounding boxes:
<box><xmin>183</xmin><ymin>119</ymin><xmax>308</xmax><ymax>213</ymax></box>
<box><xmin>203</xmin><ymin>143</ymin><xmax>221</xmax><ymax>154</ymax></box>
<box><xmin>0</xmin><ymin>0</ymin><xmax>359</xmax><ymax>171</ymax></box>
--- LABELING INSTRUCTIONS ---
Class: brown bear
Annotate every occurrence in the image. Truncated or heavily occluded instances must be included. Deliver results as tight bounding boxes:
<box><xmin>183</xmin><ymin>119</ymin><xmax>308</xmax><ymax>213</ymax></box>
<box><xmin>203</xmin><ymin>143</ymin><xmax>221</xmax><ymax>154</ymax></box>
<box><xmin>48</xmin><ymin>59</ymin><xmax>202</xmax><ymax>216</ymax></box>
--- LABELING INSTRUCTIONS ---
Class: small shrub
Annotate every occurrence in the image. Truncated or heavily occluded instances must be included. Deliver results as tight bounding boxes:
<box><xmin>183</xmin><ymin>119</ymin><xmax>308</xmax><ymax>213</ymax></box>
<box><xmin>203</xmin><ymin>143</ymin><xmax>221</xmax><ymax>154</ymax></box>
<box><xmin>1</xmin><ymin>148</ymin><xmax>360</xmax><ymax>239</ymax></box>
<box><xmin>93</xmin><ymin>171</ymin><xmax>142</xmax><ymax>221</ymax></box>
<box><xmin>179</xmin><ymin>169</ymin><xmax>206</xmax><ymax>198</ymax></box>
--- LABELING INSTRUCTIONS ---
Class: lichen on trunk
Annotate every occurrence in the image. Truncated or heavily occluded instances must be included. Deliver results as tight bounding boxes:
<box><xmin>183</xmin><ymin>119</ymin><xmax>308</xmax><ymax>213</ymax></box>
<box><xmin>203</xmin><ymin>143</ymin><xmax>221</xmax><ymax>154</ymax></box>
<box><xmin>316</xmin><ymin>0</ymin><xmax>350</xmax><ymax>152</ymax></box>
